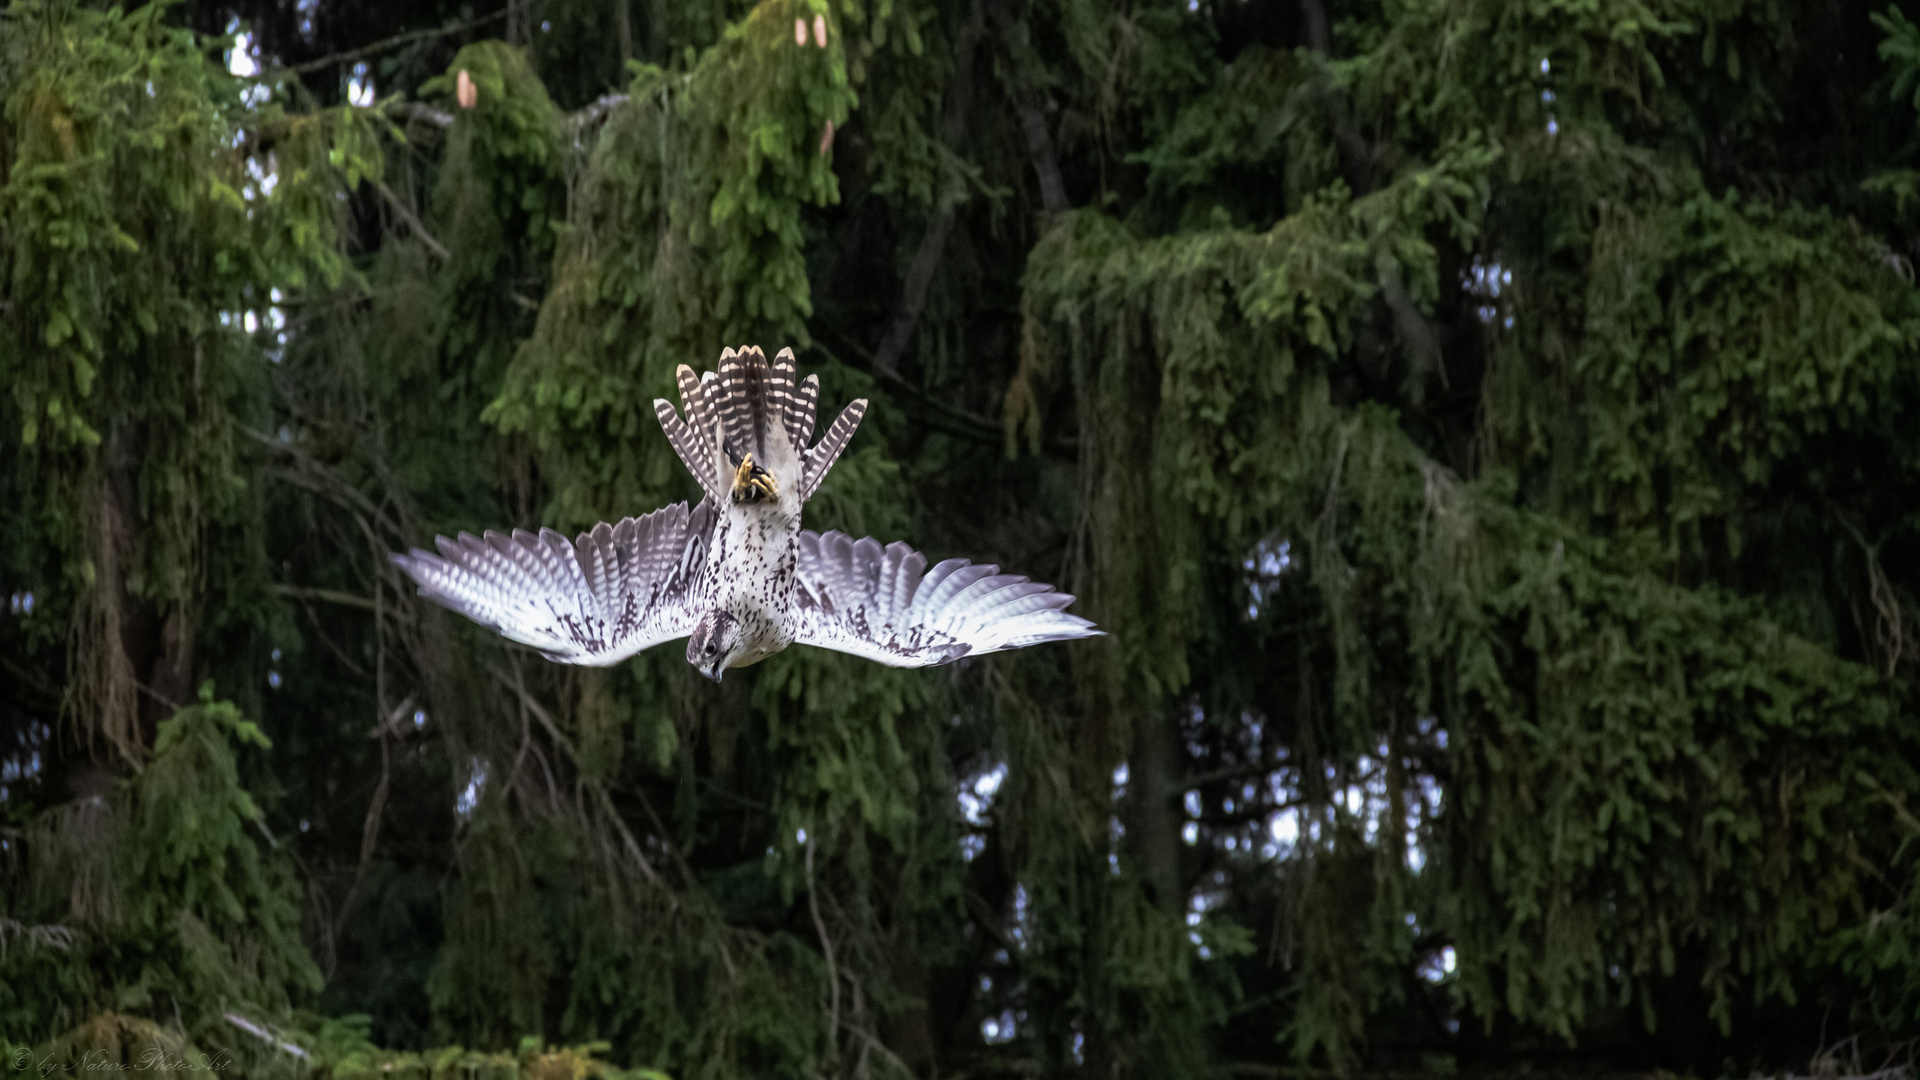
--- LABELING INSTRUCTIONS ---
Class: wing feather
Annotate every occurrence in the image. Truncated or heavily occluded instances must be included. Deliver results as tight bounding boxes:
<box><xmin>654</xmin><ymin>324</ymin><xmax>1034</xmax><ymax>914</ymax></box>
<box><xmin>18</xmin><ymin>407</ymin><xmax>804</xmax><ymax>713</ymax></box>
<box><xmin>790</xmin><ymin>530</ymin><xmax>1100</xmax><ymax>667</ymax></box>
<box><xmin>927</xmin><ymin>563</ymin><xmax>998</xmax><ymax>613</ymax></box>
<box><xmin>885</xmin><ymin>545</ymin><xmax>923</xmax><ymax>627</ymax></box>
<box><xmin>391</xmin><ymin>500</ymin><xmax>713</xmax><ymax>666</ymax></box>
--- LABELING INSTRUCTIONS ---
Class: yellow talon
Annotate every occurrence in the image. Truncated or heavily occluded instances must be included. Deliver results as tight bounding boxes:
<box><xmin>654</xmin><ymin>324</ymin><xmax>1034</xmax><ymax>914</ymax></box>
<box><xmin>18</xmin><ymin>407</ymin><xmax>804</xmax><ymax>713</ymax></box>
<box><xmin>730</xmin><ymin>453</ymin><xmax>778</xmax><ymax>504</ymax></box>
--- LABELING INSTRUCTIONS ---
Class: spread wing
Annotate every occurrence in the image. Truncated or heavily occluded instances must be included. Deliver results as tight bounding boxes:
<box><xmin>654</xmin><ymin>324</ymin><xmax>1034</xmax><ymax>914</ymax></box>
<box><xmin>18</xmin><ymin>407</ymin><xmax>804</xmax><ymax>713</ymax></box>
<box><xmin>790</xmin><ymin>531</ymin><xmax>1101</xmax><ymax>668</ymax></box>
<box><xmin>391</xmin><ymin>501</ymin><xmax>716</xmax><ymax>666</ymax></box>
<box><xmin>652</xmin><ymin>346</ymin><xmax>867</xmax><ymax>505</ymax></box>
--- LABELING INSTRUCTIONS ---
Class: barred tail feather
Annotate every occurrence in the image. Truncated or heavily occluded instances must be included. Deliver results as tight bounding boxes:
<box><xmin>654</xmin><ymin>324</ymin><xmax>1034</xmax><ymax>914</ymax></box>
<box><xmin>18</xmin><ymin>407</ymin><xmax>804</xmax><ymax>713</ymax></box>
<box><xmin>768</xmin><ymin>348</ymin><xmax>804</xmax><ymax>451</ymax></box>
<box><xmin>799</xmin><ymin>398</ymin><xmax>867</xmax><ymax>501</ymax></box>
<box><xmin>791</xmin><ymin>374</ymin><xmax>820</xmax><ymax>449</ymax></box>
<box><xmin>676</xmin><ymin>364</ymin><xmax>716</xmax><ymax>438</ymax></box>
<box><xmin>717</xmin><ymin>345</ymin><xmax>776</xmax><ymax>460</ymax></box>
<box><xmin>654</xmin><ymin>398</ymin><xmax>727</xmax><ymax>504</ymax></box>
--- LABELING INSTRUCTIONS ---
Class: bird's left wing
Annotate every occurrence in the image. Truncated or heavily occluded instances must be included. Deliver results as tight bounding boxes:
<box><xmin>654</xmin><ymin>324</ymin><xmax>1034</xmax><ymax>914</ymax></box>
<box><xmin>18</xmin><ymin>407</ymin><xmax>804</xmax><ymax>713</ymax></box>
<box><xmin>789</xmin><ymin>531</ymin><xmax>1101</xmax><ymax>668</ymax></box>
<box><xmin>391</xmin><ymin>501</ymin><xmax>716</xmax><ymax>667</ymax></box>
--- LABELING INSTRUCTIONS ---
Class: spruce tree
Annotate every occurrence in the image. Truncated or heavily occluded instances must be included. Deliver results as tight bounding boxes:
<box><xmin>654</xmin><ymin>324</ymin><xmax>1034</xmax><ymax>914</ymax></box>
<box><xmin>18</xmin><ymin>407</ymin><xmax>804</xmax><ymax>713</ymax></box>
<box><xmin>7</xmin><ymin>0</ymin><xmax>1920</xmax><ymax>1075</ymax></box>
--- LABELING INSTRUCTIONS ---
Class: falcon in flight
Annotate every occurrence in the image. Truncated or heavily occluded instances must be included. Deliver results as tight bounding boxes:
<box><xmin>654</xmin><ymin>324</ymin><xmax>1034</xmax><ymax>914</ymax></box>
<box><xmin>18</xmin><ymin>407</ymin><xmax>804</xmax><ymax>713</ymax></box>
<box><xmin>391</xmin><ymin>346</ymin><xmax>1099</xmax><ymax>680</ymax></box>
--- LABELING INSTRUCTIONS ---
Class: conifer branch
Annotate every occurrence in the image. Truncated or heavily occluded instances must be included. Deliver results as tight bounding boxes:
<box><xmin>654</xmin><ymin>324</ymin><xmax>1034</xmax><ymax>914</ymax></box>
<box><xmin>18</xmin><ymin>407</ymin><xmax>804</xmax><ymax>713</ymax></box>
<box><xmin>378</xmin><ymin>92</ymin><xmax>632</xmax><ymax>138</ymax></box>
<box><xmin>1299</xmin><ymin>0</ymin><xmax>1445</xmax><ymax>387</ymax></box>
<box><xmin>286</xmin><ymin>9</ymin><xmax>512</xmax><ymax>76</ymax></box>
<box><xmin>385</xmin><ymin>100</ymin><xmax>455</xmax><ymax>129</ymax></box>
<box><xmin>224</xmin><ymin>1013</ymin><xmax>311</xmax><ymax>1059</ymax></box>
<box><xmin>567</xmin><ymin>91</ymin><xmax>631</xmax><ymax>132</ymax></box>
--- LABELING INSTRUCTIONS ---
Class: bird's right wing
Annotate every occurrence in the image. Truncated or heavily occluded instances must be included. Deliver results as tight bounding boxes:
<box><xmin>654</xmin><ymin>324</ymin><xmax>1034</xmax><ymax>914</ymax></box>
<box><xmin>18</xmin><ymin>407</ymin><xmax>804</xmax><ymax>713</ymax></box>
<box><xmin>789</xmin><ymin>531</ymin><xmax>1101</xmax><ymax>668</ymax></box>
<box><xmin>390</xmin><ymin>501</ymin><xmax>716</xmax><ymax>667</ymax></box>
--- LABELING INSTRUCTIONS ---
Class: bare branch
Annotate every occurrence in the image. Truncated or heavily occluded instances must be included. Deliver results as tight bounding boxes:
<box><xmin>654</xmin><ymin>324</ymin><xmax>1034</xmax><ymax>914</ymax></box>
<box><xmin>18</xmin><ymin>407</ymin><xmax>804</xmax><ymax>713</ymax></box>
<box><xmin>807</xmin><ymin>831</ymin><xmax>842</xmax><ymax>1069</ymax></box>
<box><xmin>986</xmin><ymin>0</ymin><xmax>1068</xmax><ymax>215</ymax></box>
<box><xmin>273</xmin><ymin>584</ymin><xmax>377</xmax><ymax>611</ymax></box>
<box><xmin>871</xmin><ymin>3</ymin><xmax>986</xmax><ymax>377</ymax></box>
<box><xmin>286</xmin><ymin>9</ymin><xmax>511</xmax><ymax>76</ymax></box>
<box><xmin>374</xmin><ymin>179</ymin><xmax>450</xmax><ymax>261</ymax></box>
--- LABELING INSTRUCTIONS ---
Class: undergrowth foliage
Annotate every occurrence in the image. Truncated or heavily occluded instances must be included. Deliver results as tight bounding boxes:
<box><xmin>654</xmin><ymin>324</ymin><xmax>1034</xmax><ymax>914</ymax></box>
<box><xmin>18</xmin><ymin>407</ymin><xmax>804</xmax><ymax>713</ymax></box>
<box><xmin>7</xmin><ymin>0</ymin><xmax>1920</xmax><ymax>1076</ymax></box>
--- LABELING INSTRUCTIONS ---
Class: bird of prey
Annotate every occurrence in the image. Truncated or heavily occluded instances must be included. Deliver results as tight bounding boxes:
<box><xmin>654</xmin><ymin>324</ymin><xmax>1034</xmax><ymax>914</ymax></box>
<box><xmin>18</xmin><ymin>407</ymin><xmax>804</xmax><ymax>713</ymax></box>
<box><xmin>391</xmin><ymin>346</ymin><xmax>1100</xmax><ymax>680</ymax></box>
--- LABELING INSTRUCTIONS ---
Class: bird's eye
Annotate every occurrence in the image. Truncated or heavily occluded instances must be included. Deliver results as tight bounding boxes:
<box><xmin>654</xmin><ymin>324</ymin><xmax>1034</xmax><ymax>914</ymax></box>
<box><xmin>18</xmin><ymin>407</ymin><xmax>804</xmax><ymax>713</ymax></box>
<box><xmin>705</xmin><ymin>643</ymin><xmax>717</xmax><ymax>656</ymax></box>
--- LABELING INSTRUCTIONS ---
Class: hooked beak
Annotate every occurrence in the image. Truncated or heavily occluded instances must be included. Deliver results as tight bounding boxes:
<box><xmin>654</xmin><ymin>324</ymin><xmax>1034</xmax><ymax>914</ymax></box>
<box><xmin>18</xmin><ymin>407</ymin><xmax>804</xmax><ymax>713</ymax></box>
<box><xmin>699</xmin><ymin>663</ymin><xmax>724</xmax><ymax>684</ymax></box>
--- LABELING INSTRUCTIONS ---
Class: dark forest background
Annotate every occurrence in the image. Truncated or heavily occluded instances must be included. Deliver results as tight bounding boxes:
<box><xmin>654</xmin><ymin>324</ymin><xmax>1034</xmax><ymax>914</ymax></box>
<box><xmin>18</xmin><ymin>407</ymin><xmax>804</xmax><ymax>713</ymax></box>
<box><xmin>9</xmin><ymin>0</ymin><xmax>1920</xmax><ymax>1076</ymax></box>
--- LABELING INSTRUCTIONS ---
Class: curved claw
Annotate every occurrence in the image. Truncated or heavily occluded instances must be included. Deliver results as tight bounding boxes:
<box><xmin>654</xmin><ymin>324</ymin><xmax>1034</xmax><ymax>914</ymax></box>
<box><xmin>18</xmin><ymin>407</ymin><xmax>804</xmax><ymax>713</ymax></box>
<box><xmin>730</xmin><ymin>453</ymin><xmax>778</xmax><ymax>504</ymax></box>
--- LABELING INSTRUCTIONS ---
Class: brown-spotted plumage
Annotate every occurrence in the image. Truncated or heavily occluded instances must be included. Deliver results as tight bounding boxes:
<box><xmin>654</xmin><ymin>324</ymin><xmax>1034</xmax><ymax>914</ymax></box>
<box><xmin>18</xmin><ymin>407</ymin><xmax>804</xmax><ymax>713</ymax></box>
<box><xmin>393</xmin><ymin>346</ymin><xmax>1101</xmax><ymax>677</ymax></box>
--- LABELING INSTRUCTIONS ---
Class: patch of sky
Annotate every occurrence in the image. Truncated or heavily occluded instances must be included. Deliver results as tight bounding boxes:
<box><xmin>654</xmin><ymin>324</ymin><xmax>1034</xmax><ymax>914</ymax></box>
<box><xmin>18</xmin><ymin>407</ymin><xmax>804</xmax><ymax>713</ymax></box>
<box><xmin>347</xmin><ymin>62</ymin><xmax>375</xmax><ymax>108</ymax></box>
<box><xmin>958</xmin><ymin>761</ymin><xmax>1006</xmax><ymax>826</ymax></box>
<box><xmin>1465</xmin><ymin>257</ymin><xmax>1512</xmax><ymax>324</ymax></box>
<box><xmin>1242</xmin><ymin>534</ymin><xmax>1292</xmax><ymax>619</ymax></box>
<box><xmin>1417</xmin><ymin>945</ymin><xmax>1457</xmax><ymax>983</ymax></box>
<box><xmin>225</xmin><ymin>21</ymin><xmax>271</xmax><ymax>108</ymax></box>
<box><xmin>958</xmin><ymin>760</ymin><xmax>1006</xmax><ymax>862</ymax></box>
<box><xmin>0</xmin><ymin>720</ymin><xmax>51</xmax><ymax>804</ymax></box>
<box><xmin>226</xmin><ymin>23</ymin><xmax>258</xmax><ymax>77</ymax></box>
<box><xmin>1187</xmin><ymin>873</ymin><xmax>1227</xmax><ymax>958</ymax></box>
<box><xmin>244</xmin><ymin>154</ymin><xmax>280</xmax><ymax>202</ymax></box>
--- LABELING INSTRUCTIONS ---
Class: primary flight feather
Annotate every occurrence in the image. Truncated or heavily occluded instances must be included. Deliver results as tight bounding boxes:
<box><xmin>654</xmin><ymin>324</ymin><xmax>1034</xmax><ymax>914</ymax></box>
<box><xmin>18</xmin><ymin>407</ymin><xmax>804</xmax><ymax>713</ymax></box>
<box><xmin>391</xmin><ymin>346</ymin><xmax>1101</xmax><ymax>679</ymax></box>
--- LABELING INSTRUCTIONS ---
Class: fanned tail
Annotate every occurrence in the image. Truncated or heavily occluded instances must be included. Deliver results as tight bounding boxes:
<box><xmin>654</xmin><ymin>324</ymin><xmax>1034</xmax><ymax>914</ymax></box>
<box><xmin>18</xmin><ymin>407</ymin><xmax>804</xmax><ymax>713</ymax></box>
<box><xmin>652</xmin><ymin>346</ymin><xmax>866</xmax><ymax>506</ymax></box>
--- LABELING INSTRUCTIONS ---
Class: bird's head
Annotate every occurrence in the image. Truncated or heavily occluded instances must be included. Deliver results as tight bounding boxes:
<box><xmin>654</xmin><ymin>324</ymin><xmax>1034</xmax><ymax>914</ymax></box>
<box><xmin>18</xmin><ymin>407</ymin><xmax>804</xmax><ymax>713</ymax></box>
<box><xmin>687</xmin><ymin>610</ymin><xmax>743</xmax><ymax>682</ymax></box>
